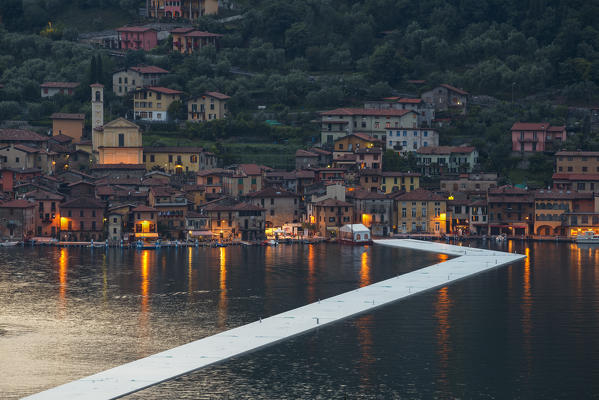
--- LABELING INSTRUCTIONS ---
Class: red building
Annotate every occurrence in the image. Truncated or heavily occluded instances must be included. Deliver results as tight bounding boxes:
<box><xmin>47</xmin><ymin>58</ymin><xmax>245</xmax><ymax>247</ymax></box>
<box><xmin>59</xmin><ymin>197</ymin><xmax>106</xmax><ymax>241</ymax></box>
<box><xmin>0</xmin><ymin>199</ymin><xmax>36</xmax><ymax>240</ymax></box>
<box><xmin>511</xmin><ymin>122</ymin><xmax>566</xmax><ymax>153</ymax></box>
<box><xmin>117</xmin><ymin>27</ymin><xmax>158</xmax><ymax>51</ymax></box>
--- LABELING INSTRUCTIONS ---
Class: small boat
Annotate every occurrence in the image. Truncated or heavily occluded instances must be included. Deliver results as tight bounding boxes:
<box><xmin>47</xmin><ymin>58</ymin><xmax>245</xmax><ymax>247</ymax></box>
<box><xmin>495</xmin><ymin>234</ymin><xmax>506</xmax><ymax>242</ymax></box>
<box><xmin>263</xmin><ymin>239</ymin><xmax>278</xmax><ymax>246</ymax></box>
<box><xmin>576</xmin><ymin>231</ymin><xmax>599</xmax><ymax>244</ymax></box>
<box><xmin>0</xmin><ymin>240</ymin><xmax>20</xmax><ymax>247</ymax></box>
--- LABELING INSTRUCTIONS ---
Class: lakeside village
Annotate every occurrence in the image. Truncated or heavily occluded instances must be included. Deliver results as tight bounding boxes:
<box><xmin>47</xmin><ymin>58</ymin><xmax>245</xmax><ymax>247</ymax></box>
<box><xmin>2</xmin><ymin>20</ymin><xmax>599</xmax><ymax>247</ymax></box>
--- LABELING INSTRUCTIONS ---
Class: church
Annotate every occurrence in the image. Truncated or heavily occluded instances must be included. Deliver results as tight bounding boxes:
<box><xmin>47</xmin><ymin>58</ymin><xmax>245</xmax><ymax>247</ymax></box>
<box><xmin>90</xmin><ymin>83</ymin><xmax>144</xmax><ymax>167</ymax></box>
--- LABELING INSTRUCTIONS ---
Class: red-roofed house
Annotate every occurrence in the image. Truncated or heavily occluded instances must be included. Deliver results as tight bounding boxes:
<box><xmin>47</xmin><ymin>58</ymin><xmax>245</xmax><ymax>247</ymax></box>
<box><xmin>112</xmin><ymin>65</ymin><xmax>169</xmax><ymax>96</ymax></box>
<box><xmin>134</xmin><ymin>87</ymin><xmax>183</xmax><ymax>122</ymax></box>
<box><xmin>59</xmin><ymin>197</ymin><xmax>106</xmax><ymax>241</ymax></box>
<box><xmin>40</xmin><ymin>82</ymin><xmax>79</xmax><ymax>98</ymax></box>
<box><xmin>187</xmin><ymin>91</ymin><xmax>230</xmax><ymax>121</ymax></box>
<box><xmin>553</xmin><ymin>151</ymin><xmax>599</xmax><ymax>192</ymax></box>
<box><xmin>116</xmin><ymin>26</ymin><xmax>158</xmax><ymax>51</ymax></box>
<box><xmin>23</xmin><ymin>189</ymin><xmax>63</xmax><ymax>238</ymax></box>
<box><xmin>223</xmin><ymin>164</ymin><xmax>271</xmax><ymax>197</ymax></box>
<box><xmin>308</xmin><ymin>198</ymin><xmax>354</xmax><ymax>237</ymax></box>
<box><xmin>511</xmin><ymin>122</ymin><xmax>566</xmax><ymax>153</ymax></box>
<box><xmin>171</xmin><ymin>29</ymin><xmax>222</xmax><ymax>54</ymax></box>
<box><xmin>246</xmin><ymin>187</ymin><xmax>300</xmax><ymax>228</ymax></box>
<box><xmin>320</xmin><ymin>108</ymin><xmax>418</xmax><ymax>146</ymax></box>
<box><xmin>364</xmin><ymin>97</ymin><xmax>435</xmax><ymax>127</ymax></box>
<box><xmin>0</xmin><ymin>199</ymin><xmax>36</xmax><ymax>240</ymax></box>
<box><xmin>421</xmin><ymin>84</ymin><xmax>469</xmax><ymax>112</ymax></box>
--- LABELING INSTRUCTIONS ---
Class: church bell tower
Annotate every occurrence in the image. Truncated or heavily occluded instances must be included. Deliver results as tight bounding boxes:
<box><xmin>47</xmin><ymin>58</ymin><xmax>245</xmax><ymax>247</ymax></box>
<box><xmin>91</xmin><ymin>83</ymin><xmax>104</xmax><ymax>132</ymax></box>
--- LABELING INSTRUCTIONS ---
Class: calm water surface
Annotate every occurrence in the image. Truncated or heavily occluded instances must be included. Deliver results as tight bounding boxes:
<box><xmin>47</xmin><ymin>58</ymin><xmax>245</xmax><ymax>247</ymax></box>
<box><xmin>1</xmin><ymin>241</ymin><xmax>598</xmax><ymax>399</ymax></box>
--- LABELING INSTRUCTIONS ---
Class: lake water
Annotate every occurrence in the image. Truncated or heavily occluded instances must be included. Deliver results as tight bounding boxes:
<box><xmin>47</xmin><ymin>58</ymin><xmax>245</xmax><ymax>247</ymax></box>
<box><xmin>1</xmin><ymin>241</ymin><xmax>598</xmax><ymax>399</ymax></box>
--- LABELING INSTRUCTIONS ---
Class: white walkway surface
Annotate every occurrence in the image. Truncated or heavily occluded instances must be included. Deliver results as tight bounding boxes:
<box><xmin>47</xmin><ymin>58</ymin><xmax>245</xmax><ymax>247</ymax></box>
<box><xmin>25</xmin><ymin>239</ymin><xmax>525</xmax><ymax>400</ymax></box>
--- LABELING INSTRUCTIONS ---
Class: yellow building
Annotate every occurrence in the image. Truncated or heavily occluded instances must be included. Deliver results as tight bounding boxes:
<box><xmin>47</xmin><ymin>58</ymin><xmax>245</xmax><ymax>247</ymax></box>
<box><xmin>188</xmin><ymin>91</ymin><xmax>230</xmax><ymax>122</ymax></box>
<box><xmin>333</xmin><ymin>133</ymin><xmax>383</xmax><ymax>152</ymax></box>
<box><xmin>381</xmin><ymin>172</ymin><xmax>421</xmax><ymax>193</ymax></box>
<box><xmin>393</xmin><ymin>188</ymin><xmax>446</xmax><ymax>235</ymax></box>
<box><xmin>51</xmin><ymin>113</ymin><xmax>85</xmax><ymax>143</ymax></box>
<box><xmin>143</xmin><ymin>146</ymin><xmax>218</xmax><ymax>173</ymax></box>
<box><xmin>93</xmin><ymin>117</ymin><xmax>143</xmax><ymax>165</ymax></box>
<box><xmin>134</xmin><ymin>87</ymin><xmax>183</xmax><ymax>122</ymax></box>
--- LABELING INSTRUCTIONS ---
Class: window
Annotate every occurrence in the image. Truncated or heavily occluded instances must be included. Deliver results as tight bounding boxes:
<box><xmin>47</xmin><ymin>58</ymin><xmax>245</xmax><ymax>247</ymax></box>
<box><xmin>150</xmin><ymin>155</ymin><xmax>155</xmax><ymax>162</ymax></box>
<box><xmin>92</xmin><ymin>210</ymin><xmax>96</xmax><ymax>217</ymax></box>
<box><xmin>15</xmin><ymin>157</ymin><xmax>20</xmax><ymax>163</ymax></box>
<box><xmin>80</xmin><ymin>221</ymin><xmax>85</xmax><ymax>230</ymax></box>
<box><xmin>190</xmin><ymin>155</ymin><xmax>198</xmax><ymax>163</ymax></box>
<box><xmin>80</xmin><ymin>210</ymin><xmax>84</xmax><ymax>217</ymax></box>
<box><xmin>118</xmin><ymin>133</ymin><xmax>125</xmax><ymax>147</ymax></box>
<box><xmin>582</xmin><ymin>166</ymin><xmax>588</xmax><ymax>172</ymax></box>
<box><xmin>401</xmin><ymin>208</ymin><xmax>406</xmax><ymax>217</ymax></box>
<box><xmin>169</xmin><ymin>155</ymin><xmax>173</xmax><ymax>162</ymax></box>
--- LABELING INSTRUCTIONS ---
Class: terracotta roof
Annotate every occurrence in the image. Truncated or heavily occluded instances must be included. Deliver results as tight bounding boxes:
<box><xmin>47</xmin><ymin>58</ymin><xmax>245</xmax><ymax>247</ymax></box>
<box><xmin>296</xmin><ymin>149</ymin><xmax>318</xmax><ymax>157</ymax></box>
<box><xmin>397</xmin><ymin>98</ymin><xmax>423</xmax><ymax>104</ymax></box>
<box><xmin>40</xmin><ymin>82</ymin><xmax>79</xmax><ymax>88</ymax></box>
<box><xmin>348</xmin><ymin>132</ymin><xmax>384</xmax><ymax>143</ymax></box>
<box><xmin>13</xmin><ymin>144</ymin><xmax>40</xmax><ymax>153</ymax></box>
<box><xmin>203</xmin><ymin>202</ymin><xmax>264</xmax><ymax>212</ymax></box>
<box><xmin>51</xmin><ymin>113</ymin><xmax>85</xmax><ymax>120</ymax></box>
<box><xmin>23</xmin><ymin>189</ymin><xmax>63</xmax><ymax>201</ymax></box>
<box><xmin>204</xmin><ymin>91</ymin><xmax>230</xmax><ymax>100</ymax></box>
<box><xmin>309</xmin><ymin>148</ymin><xmax>332</xmax><ymax>156</ymax></box>
<box><xmin>143</xmin><ymin>146</ymin><xmax>204</xmax><ymax>153</ymax></box>
<box><xmin>346</xmin><ymin>189</ymin><xmax>388</xmax><ymax>200</ymax></box>
<box><xmin>145</xmin><ymin>86</ymin><xmax>183</xmax><ymax>95</ymax></box>
<box><xmin>555</xmin><ymin>151</ymin><xmax>599</xmax><ymax>157</ymax></box>
<box><xmin>0</xmin><ymin>129</ymin><xmax>48</xmax><ymax>142</ymax></box>
<box><xmin>245</xmin><ymin>187</ymin><xmax>299</xmax><ymax>198</ymax></box>
<box><xmin>359</xmin><ymin>169</ymin><xmax>382</xmax><ymax>176</ymax></box>
<box><xmin>238</xmin><ymin>164</ymin><xmax>269</xmax><ymax>176</ymax></box>
<box><xmin>0</xmin><ymin>199</ymin><xmax>34</xmax><ymax>208</ymax></box>
<box><xmin>394</xmin><ymin>188</ymin><xmax>445</xmax><ymax>201</ymax></box>
<box><xmin>171</xmin><ymin>27</ymin><xmax>195</xmax><ymax>34</ymax></box>
<box><xmin>511</xmin><ymin>122</ymin><xmax>551</xmax><ymax>131</ymax></box>
<box><xmin>117</xmin><ymin>26</ymin><xmax>156</xmax><ymax>33</ymax></box>
<box><xmin>295</xmin><ymin>170</ymin><xmax>316</xmax><ymax>179</ymax></box>
<box><xmin>184</xmin><ymin>31</ymin><xmax>223</xmax><ymax>38</ymax></box>
<box><xmin>552</xmin><ymin>173</ymin><xmax>599</xmax><ymax>181</ymax></box>
<box><xmin>439</xmin><ymin>84</ymin><xmax>469</xmax><ymax>95</ymax></box>
<box><xmin>488</xmin><ymin>185</ymin><xmax>529</xmax><ymax>195</ymax></box>
<box><xmin>91</xmin><ymin>164</ymin><xmax>146</xmax><ymax>170</ymax></box>
<box><xmin>132</xmin><ymin>205</ymin><xmax>157</xmax><ymax>212</ymax></box>
<box><xmin>61</xmin><ymin>197</ymin><xmax>105</xmax><ymax>208</ymax></box>
<box><xmin>416</xmin><ymin>146</ymin><xmax>476</xmax><ymax>155</ymax></box>
<box><xmin>547</xmin><ymin>125</ymin><xmax>566</xmax><ymax>132</ymax></box>
<box><xmin>321</xmin><ymin>108</ymin><xmax>414</xmax><ymax>117</ymax></box>
<box><xmin>50</xmin><ymin>134</ymin><xmax>73</xmax><ymax>143</ymax></box>
<box><xmin>197</xmin><ymin>168</ymin><xmax>233</xmax><ymax>177</ymax></box>
<box><xmin>335</xmin><ymin>154</ymin><xmax>357</xmax><ymax>161</ymax></box>
<box><xmin>314</xmin><ymin>198</ymin><xmax>353</xmax><ymax>207</ymax></box>
<box><xmin>130</xmin><ymin>65</ymin><xmax>169</xmax><ymax>74</ymax></box>
<box><xmin>67</xmin><ymin>180</ymin><xmax>95</xmax><ymax>187</ymax></box>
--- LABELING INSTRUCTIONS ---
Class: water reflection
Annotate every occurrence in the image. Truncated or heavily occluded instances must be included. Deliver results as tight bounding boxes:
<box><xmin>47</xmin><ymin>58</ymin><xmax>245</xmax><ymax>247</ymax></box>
<box><xmin>521</xmin><ymin>247</ymin><xmax>532</xmax><ymax>373</ymax></box>
<box><xmin>188</xmin><ymin>247</ymin><xmax>193</xmax><ymax>297</ymax></box>
<box><xmin>434</xmin><ymin>286</ymin><xmax>452</xmax><ymax>388</ymax></box>
<box><xmin>218</xmin><ymin>247</ymin><xmax>227</xmax><ymax>329</ymax></box>
<box><xmin>360</xmin><ymin>249</ymin><xmax>371</xmax><ymax>287</ymax></box>
<box><xmin>307</xmin><ymin>245</ymin><xmax>316</xmax><ymax>303</ymax></box>
<box><xmin>58</xmin><ymin>248</ymin><xmax>67</xmax><ymax>316</ymax></box>
<box><xmin>139</xmin><ymin>250</ymin><xmax>151</xmax><ymax>353</ymax></box>
<box><xmin>356</xmin><ymin>314</ymin><xmax>374</xmax><ymax>386</ymax></box>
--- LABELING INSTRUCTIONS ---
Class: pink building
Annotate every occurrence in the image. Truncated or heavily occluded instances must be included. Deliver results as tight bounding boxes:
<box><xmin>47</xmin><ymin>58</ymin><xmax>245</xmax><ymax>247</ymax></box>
<box><xmin>511</xmin><ymin>122</ymin><xmax>566</xmax><ymax>153</ymax></box>
<box><xmin>117</xmin><ymin>27</ymin><xmax>158</xmax><ymax>51</ymax></box>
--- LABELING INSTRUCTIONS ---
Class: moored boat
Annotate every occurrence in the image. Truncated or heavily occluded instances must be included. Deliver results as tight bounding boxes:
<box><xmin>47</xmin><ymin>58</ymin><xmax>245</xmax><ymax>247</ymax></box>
<box><xmin>576</xmin><ymin>231</ymin><xmax>599</xmax><ymax>244</ymax></box>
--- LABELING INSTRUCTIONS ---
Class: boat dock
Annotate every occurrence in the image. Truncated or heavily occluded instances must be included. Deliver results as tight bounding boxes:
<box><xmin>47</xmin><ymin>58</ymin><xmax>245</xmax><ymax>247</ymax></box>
<box><xmin>25</xmin><ymin>239</ymin><xmax>525</xmax><ymax>400</ymax></box>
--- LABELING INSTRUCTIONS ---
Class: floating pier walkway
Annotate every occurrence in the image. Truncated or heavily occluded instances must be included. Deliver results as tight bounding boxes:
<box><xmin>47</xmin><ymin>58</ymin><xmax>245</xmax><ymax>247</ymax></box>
<box><xmin>25</xmin><ymin>239</ymin><xmax>525</xmax><ymax>400</ymax></box>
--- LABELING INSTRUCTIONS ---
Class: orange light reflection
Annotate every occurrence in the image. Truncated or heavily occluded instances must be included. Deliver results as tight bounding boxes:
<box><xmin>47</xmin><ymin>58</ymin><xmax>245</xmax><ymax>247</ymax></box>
<box><xmin>58</xmin><ymin>248</ymin><xmax>67</xmax><ymax>315</ymax></box>
<box><xmin>218</xmin><ymin>247</ymin><xmax>227</xmax><ymax>329</ymax></box>
<box><xmin>360</xmin><ymin>250</ymin><xmax>371</xmax><ymax>287</ymax></box>
<box><xmin>434</xmin><ymin>286</ymin><xmax>452</xmax><ymax>388</ymax></box>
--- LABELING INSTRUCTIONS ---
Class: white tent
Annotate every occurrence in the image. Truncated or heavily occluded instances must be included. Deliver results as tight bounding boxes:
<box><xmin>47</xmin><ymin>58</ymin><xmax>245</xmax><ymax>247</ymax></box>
<box><xmin>339</xmin><ymin>224</ymin><xmax>371</xmax><ymax>243</ymax></box>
